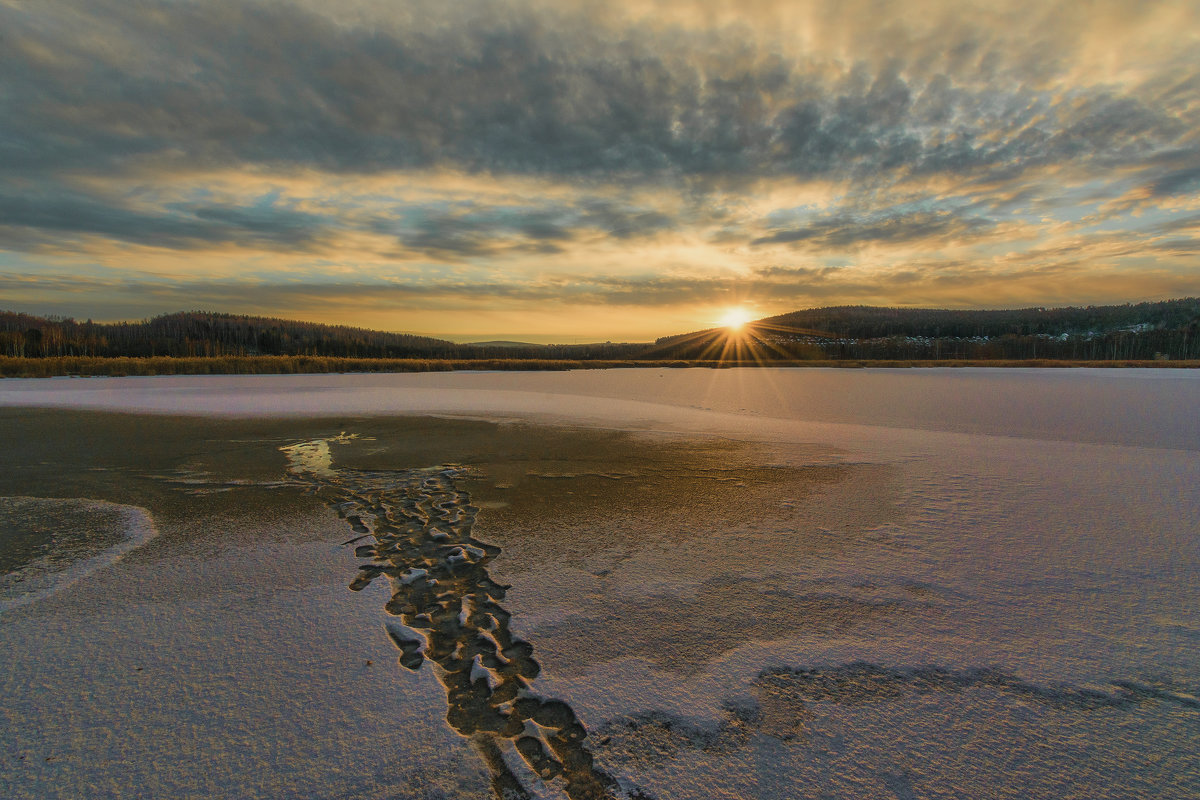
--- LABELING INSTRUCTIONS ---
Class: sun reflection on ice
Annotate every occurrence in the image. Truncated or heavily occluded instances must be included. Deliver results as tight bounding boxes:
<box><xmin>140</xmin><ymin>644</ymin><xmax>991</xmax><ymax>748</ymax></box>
<box><xmin>279</xmin><ymin>432</ymin><xmax>358</xmax><ymax>477</ymax></box>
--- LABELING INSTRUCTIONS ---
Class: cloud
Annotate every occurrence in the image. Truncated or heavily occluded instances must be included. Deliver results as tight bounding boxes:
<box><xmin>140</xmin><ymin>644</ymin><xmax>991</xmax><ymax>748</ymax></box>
<box><xmin>0</xmin><ymin>178</ymin><xmax>680</xmax><ymax>261</ymax></box>
<box><xmin>1154</xmin><ymin>214</ymin><xmax>1200</xmax><ymax>234</ymax></box>
<box><xmin>751</xmin><ymin>208</ymin><xmax>995</xmax><ymax>249</ymax></box>
<box><xmin>8</xmin><ymin>252</ymin><xmax>1196</xmax><ymax>323</ymax></box>
<box><xmin>0</xmin><ymin>187</ymin><xmax>331</xmax><ymax>251</ymax></box>
<box><xmin>2</xmin><ymin>0</ymin><xmax>1197</xmax><ymax>336</ymax></box>
<box><xmin>2</xmin><ymin>0</ymin><xmax>1195</xmax><ymax>189</ymax></box>
<box><xmin>1148</xmin><ymin>163</ymin><xmax>1200</xmax><ymax>198</ymax></box>
<box><xmin>378</xmin><ymin>199</ymin><xmax>678</xmax><ymax>260</ymax></box>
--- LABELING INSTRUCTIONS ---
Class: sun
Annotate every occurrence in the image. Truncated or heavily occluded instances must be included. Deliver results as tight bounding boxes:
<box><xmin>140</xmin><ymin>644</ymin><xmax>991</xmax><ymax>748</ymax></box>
<box><xmin>717</xmin><ymin>307</ymin><xmax>755</xmax><ymax>330</ymax></box>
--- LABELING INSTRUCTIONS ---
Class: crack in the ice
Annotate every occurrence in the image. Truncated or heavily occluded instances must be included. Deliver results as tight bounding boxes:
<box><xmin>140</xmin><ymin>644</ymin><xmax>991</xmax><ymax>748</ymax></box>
<box><xmin>282</xmin><ymin>438</ymin><xmax>647</xmax><ymax>800</ymax></box>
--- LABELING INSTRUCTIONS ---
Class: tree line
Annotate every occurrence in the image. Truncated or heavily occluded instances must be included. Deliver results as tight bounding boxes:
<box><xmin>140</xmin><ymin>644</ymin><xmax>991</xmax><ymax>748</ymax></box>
<box><xmin>760</xmin><ymin>299</ymin><xmax>1200</xmax><ymax>339</ymax></box>
<box><xmin>0</xmin><ymin>311</ymin><xmax>647</xmax><ymax>360</ymax></box>
<box><xmin>3</xmin><ymin>299</ymin><xmax>1199</xmax><ymax>363</ymax></box>
<box><xmin>654</xmin><ymin>298</ymin><xmax>1200</xmax><ymax>361</ymax></box>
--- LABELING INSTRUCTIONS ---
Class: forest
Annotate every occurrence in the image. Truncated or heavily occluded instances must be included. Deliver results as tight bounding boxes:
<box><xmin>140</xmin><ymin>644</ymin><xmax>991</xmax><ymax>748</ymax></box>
<box><xmin>653</xmin><ymin>298</ymin><xmax>1200</xmax><ymax>361</ymax></box>
<box><xmin>0</xmin><ymin>311</ymin><xmax>646</xmax><ymax>360</ymax></box>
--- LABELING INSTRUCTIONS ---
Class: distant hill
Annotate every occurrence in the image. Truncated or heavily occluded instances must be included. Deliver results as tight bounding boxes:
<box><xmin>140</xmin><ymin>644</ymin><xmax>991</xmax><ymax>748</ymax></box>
<box><xmin>758</xmin><ymin>298</ymin><xmax>1200</xmax><ymax>339</ymax></box>
<box><xmin>653</xmin><ymin>298</ymin><xmax>1200</xmax><ymax>361</ymax></box>
<box><xmin>0</xmin><ymin>310</ymin><xmax>648</xmax><ymax>360</ymax></box>
<box><xmin>0</xmin><ymin>310</ymin><xmax>462</xmax><ymax>359</ymax></box>
<box><xmin>4</xmin><ymin>298</ymin><xmax>1199</xmax><ymax>362</ymax></box>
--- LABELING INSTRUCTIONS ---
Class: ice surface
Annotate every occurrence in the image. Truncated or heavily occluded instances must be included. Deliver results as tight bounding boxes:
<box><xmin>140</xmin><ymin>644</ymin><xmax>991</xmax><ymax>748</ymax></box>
<box><xmin>2</xmin><ymin>367</ymin><xmax>1198</xmax><ymax>450</ymax></box>
<box><xmin>0</xmin><ymin>497</ymin><xmax>157</xmax><ymax>613</ymax></box>
<box><xmin>1</xmin><ymin>368</ymin><xmax>1198</xmax><ymax>799</ymax></box>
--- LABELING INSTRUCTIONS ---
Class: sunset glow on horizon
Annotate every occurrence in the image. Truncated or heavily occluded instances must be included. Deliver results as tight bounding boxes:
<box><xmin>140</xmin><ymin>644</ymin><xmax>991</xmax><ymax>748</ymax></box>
<box><xmin>717</xmin><ymin>308</ymin><xmax>756</xmax><ymax>330</ymax></box>
<box><xmin>2</xmin><ymin>0</ymin><xmax>1199</xmax><ymax>342</ymax></box>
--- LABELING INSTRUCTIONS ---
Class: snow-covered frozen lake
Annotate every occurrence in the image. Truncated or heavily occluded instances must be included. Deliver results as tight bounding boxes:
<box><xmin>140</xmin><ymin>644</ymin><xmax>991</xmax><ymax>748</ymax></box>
<box><xmin>1</xmin><ymin>368</ymin><xmax>1198</xmax><ymax>799</ymax></box>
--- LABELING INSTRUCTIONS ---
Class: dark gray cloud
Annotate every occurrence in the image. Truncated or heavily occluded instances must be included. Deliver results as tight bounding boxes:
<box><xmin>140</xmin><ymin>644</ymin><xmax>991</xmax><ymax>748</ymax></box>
<box><xmin>1151</xmin><ymin>237</ymin><xmax>1200</xmax><ymax>254</ymax></box>
<box><xmin>1154</xmin><ymin>214</ymin><xmax>1200</xmax><ymax>234</ymax></box>
<box><xmin>371</xmin><ymin>199</ymin><xmax>677</xmax><ymax>260</ymax></box>
<box><xmin>0</xmin><ymin>268</ymin><xmax>844</xmax><ymax>311</ymax></box>
<box><xmin>0</xmin><ymin>273</ymin><xmax>572</xmax><ymax>313</ymax></box>
<box><xmin>0</xmin><ymin>185</ymin><xmax>677</xmax><ymax>258</ymax></box>
<box><xmin>379</xmin><ymin>211</ymin><xmax>554</xmax><ymax>260</ymax></box>
<box><xmin>0</xmin><ymin>187</ymin><xmax>330</xmax><ymax>250</ymax></box>
<box><xmin>1148</xmin><ymin>163</ymin><xmax>1200</xmax><ymax>197</ymax></box>
<box><xmin>2</xmin><ymin>0</ymin><xmax>1195</xmax><ymax>190</ymax></box>
<box><xmin>576</xmin><ymin>201</ymin><xmax>676</xmax><ymax>239</ymax></box>
<box><xmin>752</xmin><ymin>208</ymin><xmax>995</xmax><ymax>249</ymax></box>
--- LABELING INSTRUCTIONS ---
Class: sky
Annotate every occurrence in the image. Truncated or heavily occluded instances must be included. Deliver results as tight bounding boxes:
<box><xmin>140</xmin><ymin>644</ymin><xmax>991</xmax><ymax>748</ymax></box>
<box><xmin>1</xmin><ymin>0</ymin><xmax>1199</xmax><ymax>342</ymax></box>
